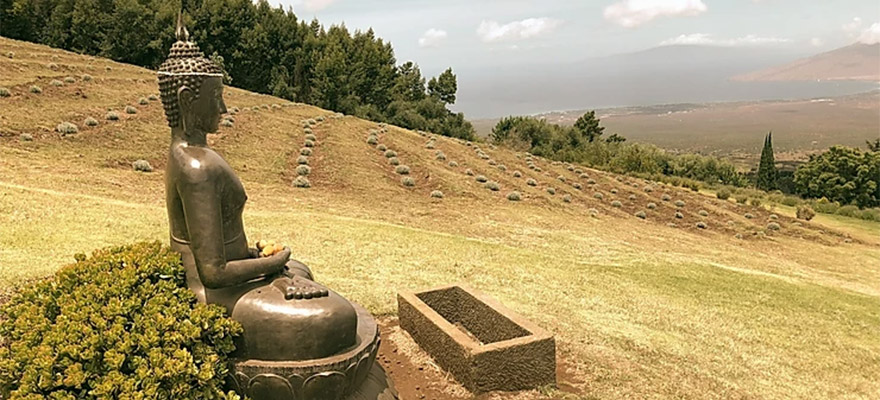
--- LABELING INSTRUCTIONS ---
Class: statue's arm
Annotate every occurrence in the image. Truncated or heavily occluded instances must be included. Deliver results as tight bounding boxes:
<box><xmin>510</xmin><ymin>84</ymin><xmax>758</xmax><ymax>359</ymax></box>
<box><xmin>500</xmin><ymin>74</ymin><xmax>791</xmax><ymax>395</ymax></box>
<box><xmin>179</xmin><ymin>173</ymin><xmax>287</xmax><ymax>289</ymax></box>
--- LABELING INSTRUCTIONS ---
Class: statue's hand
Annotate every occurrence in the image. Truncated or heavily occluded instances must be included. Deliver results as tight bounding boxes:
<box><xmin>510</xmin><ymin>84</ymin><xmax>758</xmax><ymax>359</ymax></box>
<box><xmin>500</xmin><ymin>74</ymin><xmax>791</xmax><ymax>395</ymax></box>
<box><xmin>269</xmin><ymin>247</ymin><xmax>291</xmax><ymax>268</ymax></box>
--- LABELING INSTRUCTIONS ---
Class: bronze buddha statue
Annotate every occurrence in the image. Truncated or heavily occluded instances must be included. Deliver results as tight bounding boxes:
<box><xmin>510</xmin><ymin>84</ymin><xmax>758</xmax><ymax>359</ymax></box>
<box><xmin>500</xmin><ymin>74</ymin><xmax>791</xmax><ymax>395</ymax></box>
<box><xmin>160</xmin><ymin>14</ymin><xmax>395</xmax><ymax>399</ymax></box>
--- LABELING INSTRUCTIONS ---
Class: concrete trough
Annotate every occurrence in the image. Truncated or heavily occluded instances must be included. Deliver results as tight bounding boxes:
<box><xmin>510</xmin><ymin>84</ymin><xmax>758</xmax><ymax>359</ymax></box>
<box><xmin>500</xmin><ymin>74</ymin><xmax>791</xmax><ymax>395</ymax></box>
<box><xmin>397</xmin><ymin>284</ymin><xmax>556</xmax><ymax>393</ymax></box>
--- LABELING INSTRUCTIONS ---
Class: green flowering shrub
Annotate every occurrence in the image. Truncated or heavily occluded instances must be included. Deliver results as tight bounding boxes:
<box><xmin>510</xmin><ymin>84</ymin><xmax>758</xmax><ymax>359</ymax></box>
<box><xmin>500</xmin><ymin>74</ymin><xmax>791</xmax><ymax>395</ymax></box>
<box><xmin>0</xmin><ymin>242</ymin><xmax>242</xmax><ymax>400</ymax></box>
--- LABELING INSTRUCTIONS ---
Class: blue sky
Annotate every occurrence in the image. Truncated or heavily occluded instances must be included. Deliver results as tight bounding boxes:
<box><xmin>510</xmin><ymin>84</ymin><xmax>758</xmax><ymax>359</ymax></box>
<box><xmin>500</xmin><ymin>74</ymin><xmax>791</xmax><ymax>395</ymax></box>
<box><xmin>273</xmin><ymin>0</ymin><xmax>880</xmax><ymax>77</ymax></box>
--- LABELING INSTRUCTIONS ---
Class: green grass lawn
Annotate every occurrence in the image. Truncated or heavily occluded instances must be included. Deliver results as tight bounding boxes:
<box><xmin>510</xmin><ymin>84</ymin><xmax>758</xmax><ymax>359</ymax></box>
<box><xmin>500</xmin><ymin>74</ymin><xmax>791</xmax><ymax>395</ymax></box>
<box><xmin>2</xmin><ymin>181</ymin><xmax>878</xmax><ymax>399</ymax></box>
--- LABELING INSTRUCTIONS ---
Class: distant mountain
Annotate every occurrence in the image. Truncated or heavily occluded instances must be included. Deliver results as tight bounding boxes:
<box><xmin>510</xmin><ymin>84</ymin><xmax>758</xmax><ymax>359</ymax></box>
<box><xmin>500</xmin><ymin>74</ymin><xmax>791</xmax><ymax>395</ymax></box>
<box><xmin>733</xmin><ymin>43</ymin><xmax>880</xmax><ymax>82</ymax></box>
<box><xmin>455</xmin><ymin>44</ymin><xmax>875</xmax><ymax>118</ymax></box>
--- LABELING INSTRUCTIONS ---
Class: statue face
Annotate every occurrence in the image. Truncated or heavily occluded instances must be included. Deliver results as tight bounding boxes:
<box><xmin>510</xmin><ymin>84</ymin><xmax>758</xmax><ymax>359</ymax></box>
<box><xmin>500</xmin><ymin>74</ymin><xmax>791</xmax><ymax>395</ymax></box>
<box><xmin>185</xmin><ymin>76</ymin><xmax>227</xmax><ymax>133</ymax></box>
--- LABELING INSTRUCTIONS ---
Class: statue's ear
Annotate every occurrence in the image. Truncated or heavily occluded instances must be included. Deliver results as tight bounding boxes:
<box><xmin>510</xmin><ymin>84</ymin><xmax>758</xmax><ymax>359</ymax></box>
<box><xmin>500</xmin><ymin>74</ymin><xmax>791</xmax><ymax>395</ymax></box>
<box><xmin>178</xmin><ymin>86</ymin><xmax>194</xmax><ymax>113</ymax></box>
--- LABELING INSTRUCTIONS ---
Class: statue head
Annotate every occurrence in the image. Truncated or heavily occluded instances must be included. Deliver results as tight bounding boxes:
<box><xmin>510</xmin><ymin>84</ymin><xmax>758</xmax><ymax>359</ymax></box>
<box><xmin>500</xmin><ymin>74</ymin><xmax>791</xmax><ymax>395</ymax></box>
<box><xmin>158</xmin><ymin>13</ymin><xmax>227</xmax><ymax>134</ymax></box>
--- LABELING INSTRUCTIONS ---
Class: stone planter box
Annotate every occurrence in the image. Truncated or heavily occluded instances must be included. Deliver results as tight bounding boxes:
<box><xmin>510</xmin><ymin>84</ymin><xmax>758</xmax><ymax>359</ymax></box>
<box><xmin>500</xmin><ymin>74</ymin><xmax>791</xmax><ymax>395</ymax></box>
<box><xmin>397</xmin><ymin>285</ymin><xmax>555</xmax><ymax>393</ymax></box>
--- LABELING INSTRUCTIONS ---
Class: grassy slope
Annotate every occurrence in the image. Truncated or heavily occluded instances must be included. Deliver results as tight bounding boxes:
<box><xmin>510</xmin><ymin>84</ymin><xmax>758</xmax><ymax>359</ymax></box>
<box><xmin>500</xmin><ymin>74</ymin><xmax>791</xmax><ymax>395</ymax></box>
<box><xmin>1</xmin><ymin>37</ymin><xmax>879</xmax><ymax>399</ymax></box>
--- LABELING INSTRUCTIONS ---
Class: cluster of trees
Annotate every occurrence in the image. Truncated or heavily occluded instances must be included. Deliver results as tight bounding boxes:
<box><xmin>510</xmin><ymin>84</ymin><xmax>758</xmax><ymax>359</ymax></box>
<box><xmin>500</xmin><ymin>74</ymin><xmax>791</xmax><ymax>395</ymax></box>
<box><xmin>794</xmin><ymin>144</ymin><xmax>880</xmax><ymax>208</ymax></box>
<box><xmin>491</xmin><ymin>113</ymin><xmax>745</xmax><ymax>186</ymax></box>
<box><xmin>0</xmin><ymin>0</ymin><xmax>475</xmax><ymax>139</ymax></box>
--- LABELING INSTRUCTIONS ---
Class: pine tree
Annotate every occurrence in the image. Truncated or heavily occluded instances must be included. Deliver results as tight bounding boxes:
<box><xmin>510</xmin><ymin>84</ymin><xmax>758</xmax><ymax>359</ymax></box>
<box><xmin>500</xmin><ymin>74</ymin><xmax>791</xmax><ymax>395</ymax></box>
<box><xmin>756</xmin><ymin>132</ymin><xmax>778</xmax><ymax>191</ymax></box>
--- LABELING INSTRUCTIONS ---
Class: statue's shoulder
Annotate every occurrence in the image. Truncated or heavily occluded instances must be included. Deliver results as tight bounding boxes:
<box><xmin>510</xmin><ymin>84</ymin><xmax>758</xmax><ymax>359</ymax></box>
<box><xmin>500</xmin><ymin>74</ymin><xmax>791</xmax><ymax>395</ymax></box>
<box><xmin>170</xmin><ymin>145</ymin><xmax>224</xmax><ymax>183</ymax></box>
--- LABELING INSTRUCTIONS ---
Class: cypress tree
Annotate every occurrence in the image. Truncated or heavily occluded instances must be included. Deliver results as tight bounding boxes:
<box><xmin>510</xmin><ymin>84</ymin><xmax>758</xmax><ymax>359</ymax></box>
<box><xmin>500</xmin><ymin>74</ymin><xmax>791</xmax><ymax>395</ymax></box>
<box><xmin>756</xmin><ymin>132</ymin><xmax>778</xmax><ymax>191</ymax></box>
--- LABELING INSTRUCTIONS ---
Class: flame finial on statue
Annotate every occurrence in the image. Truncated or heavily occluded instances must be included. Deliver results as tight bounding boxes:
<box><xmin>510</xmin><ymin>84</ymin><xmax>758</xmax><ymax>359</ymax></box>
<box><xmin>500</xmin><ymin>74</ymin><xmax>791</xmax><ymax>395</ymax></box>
<box><xmin>175</xmin><ymin>11</ymin><xmax>189</xmax><ymax>42</ymax></box>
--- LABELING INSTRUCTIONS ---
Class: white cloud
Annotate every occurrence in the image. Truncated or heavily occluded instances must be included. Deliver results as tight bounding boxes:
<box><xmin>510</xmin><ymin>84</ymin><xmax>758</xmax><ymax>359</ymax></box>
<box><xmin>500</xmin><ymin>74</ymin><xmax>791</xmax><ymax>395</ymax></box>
<box><xmin>842</xmin><ymin>17</ymin><xmax>863</xmax><ymax>36</ymax></box>
<box><xmin>418</xmin><ymin>28</ymin><xmax>448</xmax><ymax>48</ymax></box>
<box><xmin>477</xmin><ymin>18</ymin><xmax>562</xmax><ymax>43</ymax></box>
<box><xmin>858</xmin><ymin>22</ymin><xmax>880</xmax><ymax>44</ymax></box>
<box><xmin>660</xmin><ymin>33</ymin><xmax>791</xmax><ymax>46</ymax></box>
<box><xmin>604</xmin><ymin>0</ymin><xmax>707</xmax><ymax>28</ymax></box>
<box><xmin>810</xmin><ymin>37</ymin><xmax>824</xmax><ymax>47</ymax></box>
<box><xmin>294</xmin><ymin>0</ymin><xmax>336</xmax><ymax>12</ymax></box>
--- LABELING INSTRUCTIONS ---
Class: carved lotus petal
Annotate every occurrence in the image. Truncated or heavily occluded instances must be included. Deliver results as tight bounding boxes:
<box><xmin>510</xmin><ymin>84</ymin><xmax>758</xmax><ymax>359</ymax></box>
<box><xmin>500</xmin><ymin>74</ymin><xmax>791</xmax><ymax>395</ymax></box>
<box><xmin>287</xmin><ymin>373</ymin><xmax>305</xmax><ymax>391</ymax></box>
<box><xmin>354</xmin><ymin>354</ymin><xmax>373</xmax><ymax>388</ymax></box>
<box><xmin>302</xmin><ymin>371</ymin><xmax>347</xmax><ymax>400</ymax></box>
<box><xmin>249</xmin><ymin>373</ymin><xmax>295</xmax><ymax>400</ymax></box>
<box><xmin>232</xmin><ymin>372</ymin><xmax>250</xmax><ymax>394</ymax></box>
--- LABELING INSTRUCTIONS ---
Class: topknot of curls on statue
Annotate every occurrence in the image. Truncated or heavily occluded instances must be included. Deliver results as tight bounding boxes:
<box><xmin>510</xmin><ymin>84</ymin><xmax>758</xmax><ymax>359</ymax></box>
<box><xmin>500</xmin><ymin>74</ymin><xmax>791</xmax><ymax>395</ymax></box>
<box><xmin>158</xmin><ymin>12</ymin><xmax>224</xmax><ymax>128</ymax></box>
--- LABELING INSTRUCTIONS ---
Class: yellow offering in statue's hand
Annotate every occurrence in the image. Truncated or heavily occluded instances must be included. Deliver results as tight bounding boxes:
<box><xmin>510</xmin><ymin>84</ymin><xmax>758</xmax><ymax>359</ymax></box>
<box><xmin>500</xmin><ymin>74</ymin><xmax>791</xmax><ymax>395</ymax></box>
<box><xmin>255</xmin><ymin>240</ymin><xmax>284</xmax><ymax>257</ymax></box>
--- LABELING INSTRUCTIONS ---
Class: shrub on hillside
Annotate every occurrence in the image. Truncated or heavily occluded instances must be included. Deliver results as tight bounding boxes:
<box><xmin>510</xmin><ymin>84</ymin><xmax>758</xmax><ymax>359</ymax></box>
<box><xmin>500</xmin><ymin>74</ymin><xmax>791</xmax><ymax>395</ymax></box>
<box><xmin>716</xmin><ymin>189</ymin><xmax>731</xmax><ymax>200</ymax></box>
<box><xmin>563</xmin><ymin>195</ymin><xmax>572</xmax><ymax>203</ymax></box>
<box><xmin>610</xmin><ymin>188</ymin><xmax>618</xmax><ymax>194</ymax></box>
<box><xmin>125</xmin><ymin>106</ymin><xmax>137</xmax><ymax>114</ymax></box>
<box><xmin>389</xmin><ymin>157</ymin><xmax>400</xmax><ymax>166</ymax></box>
<box><xmin>296</xmin><ymin>165</ymin><xmax>311</xmax><ymax>176</ymax></box>
<box><xmin>696</xmin><ymin>221</ymin><xmax>707</xmax><ymax>229</ymax></box>
<box><xmin>436</xmin><ymin>151</ymin><xmax>446</xmax><ymax>161</ymax></box>
<box><xmin>589</xmin><ymin>208</ymin><xmax>599</xmax><ymax>217</ymax></box>
<box><xmin>133</xmin><ymin>159</ymin><xmax>153</xmax><ymax>172</ymax></box>
<box><xmin>735</xmin><ymin>195</ymin><xmax>748</xmax><ymax>204</ymax></box>
<box><xmin>635</xmin><ymin>210</ymin><xmax>647</xmax><ymax>219</ymax></box>
<box><xmin>106</xmin><ymin>111</ymin><xmax>120</xmax><ymax>121</ymax></box>
<box><xmin>221</xmin><ymin>120</ymin><xmax>234</xmax><ymax>127</ymax></box>
<box><xmin>547</xmin><ymin>187</ymin><xmax>556</xmax><ymax>195</ymax></box>
<box><xmin>573</xmin><ymin>183</ymin><xmax>583</xmax><ymax>190</ymax></box>
<box><xmin>431</xmin><ymin>190</ymin><xmax>444</xmax><ymax>199</ymax></box>
<box><xmin>64</xmin><ymin>76</ymin><xmax>76</xmax><ymax>83</ymax></box>
<box><xmin>367</xmin><ymin>136</ymin><xmax>378</xmax><ymax>145</ymax></box>
<box><xmin>377</xmin><ymin>144</ymin><xmax>387</xmax><ymax>152</ymax></box>
<box><xmin>836</xmin><ymin>205</ymin><xmax>861</xmax><ymax>218</ymax></box>
<box><xmin>50</xmin><ymin>79</ymin><xmax>63</xmax><ymax>87</ymax></box>
<box><xmin>485</xmin><ymin>181</ymin><xmax>501</xmax><ymax>191</ymax></box>
<box><xmin>401</xmin><ymin>177</ymin><xmax>415</xmax><ymax>187</ymax></box>
<box><xmin>675</xmin><ymin>211</ymin><xmax>683</xmax><ymax>219</ymax></box>
<box><xmin>628</xmin><ymin>194</ymin><xmax>637</xmax><ymax>201</ymax></box>
<box><xmin>507</xmin><ymin>191</ymin><xmax>522</xmax><ymax>201</ymax></box>
<box><xmin>744</xmin><ymin>213</ymin><xmax>754</xmax><ymax>219</ymax></box>
<box><xmin>674</xmin><ymin>200</ymin><xmax>685</xmax><ymax>208</ymax></box>
<box><xmin>0</xmin><ymin>242</ymin><xmax>242</xmax><ymax>400</ymax></box>
<box><xmin>0</xmin><ymin>87</ymin><xmax>10</xmax><ymax>97</ymax></box>
<box><xmin>527</xmin><ymin>178</ymin><xmax>537</xmax><ymax>186</ymax></box>
<box><xmin>465</xmin><ymin>169</ymin><xmax>474</xmax><ymax>176</ymax></box>
<box><xmin>647</xmin><ymin>202</ymin><xmax>657</xmax><ymax>210</ymax></box>
<box><xmin>293</xmin><ymin>176</ymin><xmax>311</xmax><ymax>188</ymax></box>
<box><xmin>300</xmin><ymin>148</ymin><xmax>312</xmax><ymax>156</ymax></box>
<box><xmin>750</xmin><ymin>198</ymin><xmax>762</xmax><ymax>207</ymax></box>
<box><xmin>56</xmin><ymin>121</ymin><xmax>79</xmax><ymax>135</ymax></box>
<box><xmin>304</xmin><ymin>139</ymin><xmax>315</xmax><ymax>148</ymax></box>
<box><xmin>297</xmin><ymin>155</ymin><xmax>309</xmax><ymax>165</ymax></box>
<box><xmin>611</xmin><ymin>200</ymin><xmax>622</xmax><ymax>208</ymax></box>
<box><xmin>384</xmin><ymin>150</ymin><xmax>397</xmax><ymax>158</ymax></box>
<box><xmin>661</xmin><ymin>194</ymin><xmax>671</xmax><ymax>201</ymax></box>
<box><xmin>593</xmin><ymin>192</ymin><xmax>604</xmax><ymax>200</ymax></box>
<box><xmin>698</xmin><ymin>210</ymin><xmax>708</xmax><ymax>217</ymax></box>
<box><xmin>84</xmin><ymin>117</ymin><xmax>98</xmax><ymax>127</ymax></box>
<box><xmin>395</xmin><ymin>165</ymin><xmax>410</xmax><ymax>175</ymax></box>
<box><xmin>796</xmin><ymin>205</ymin><xmax>815</xmax><ymax>221</ymax></box>
<box><xmin>767</xmin><ymin>222</ymin><xmax>781</xmax><ymax>231</ymax></box>
<box><xmin>305</xmin><ymin>134</ymin><xmax>317</xmax><ymax>142</ymax></box>
<box><xmin>30</xmin><ymin>85</ymin><xmax>42</xmax><ymax>94</ymax></box>
<box><xmin>769</xmin><ymin>214</ymin><xmax>778</xmax><ymax>221</ymax></box>
<box><xmin>476</xmin><ymin>175</ymin><xmax>488</xmax><ymax>183</ymax></box>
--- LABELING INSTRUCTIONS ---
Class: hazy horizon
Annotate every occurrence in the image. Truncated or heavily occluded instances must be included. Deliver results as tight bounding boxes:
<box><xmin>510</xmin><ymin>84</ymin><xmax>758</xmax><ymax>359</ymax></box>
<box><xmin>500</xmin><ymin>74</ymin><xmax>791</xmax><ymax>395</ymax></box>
<box><xmin>273</xmin><ymin>0</ymin><xmax>880</xmax><ymax>118</ymax></box>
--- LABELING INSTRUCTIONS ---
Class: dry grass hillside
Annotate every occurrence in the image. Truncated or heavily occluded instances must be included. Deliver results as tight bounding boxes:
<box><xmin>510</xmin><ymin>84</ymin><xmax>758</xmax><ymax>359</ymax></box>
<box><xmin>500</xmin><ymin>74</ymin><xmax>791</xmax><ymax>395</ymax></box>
<box><xmin>2</xmin><ymin>37</ymin><xmax>879</xmax><ymax>399</ymax></box>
